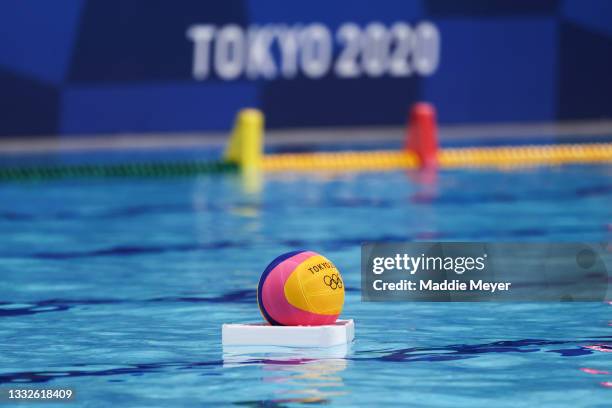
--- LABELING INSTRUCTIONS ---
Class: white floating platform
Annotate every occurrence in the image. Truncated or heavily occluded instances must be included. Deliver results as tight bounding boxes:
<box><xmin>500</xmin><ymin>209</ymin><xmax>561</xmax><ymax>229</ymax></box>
<box><xmin>222</xmin><ymin>319</ymin><xmax>354</xmax><ymax>348</ymax></box>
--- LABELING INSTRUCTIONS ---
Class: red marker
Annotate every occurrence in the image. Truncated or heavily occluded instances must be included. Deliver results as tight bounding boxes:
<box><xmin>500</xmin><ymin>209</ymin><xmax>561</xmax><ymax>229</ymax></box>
<box><xmin>405</xmin><ymin>102</ymin><xmax>439</xmax><ymax>169</ymax></box>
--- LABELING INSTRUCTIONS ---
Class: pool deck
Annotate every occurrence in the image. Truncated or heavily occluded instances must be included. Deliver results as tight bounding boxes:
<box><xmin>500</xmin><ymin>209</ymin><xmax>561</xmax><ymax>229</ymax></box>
<box><xmin>1</xmin><ymin>120</ymin><xmax>612</xmax><ymax>155</ymax></box>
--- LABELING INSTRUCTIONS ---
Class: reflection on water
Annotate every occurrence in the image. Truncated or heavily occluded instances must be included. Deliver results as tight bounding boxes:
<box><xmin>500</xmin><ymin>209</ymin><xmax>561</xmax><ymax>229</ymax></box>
<box><xmin>224</xmin><ymin>345</ymin><xmax>349</xmax><ymax>405</ymax></box>
<box><xmin>262</xmin><ymin>359</ymin><xmax>348</xmax><ymax>405</ymax></box>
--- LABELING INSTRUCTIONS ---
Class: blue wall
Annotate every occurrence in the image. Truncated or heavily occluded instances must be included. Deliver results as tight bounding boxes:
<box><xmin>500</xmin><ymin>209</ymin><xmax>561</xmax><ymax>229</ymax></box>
<box><xmin>0</xmin><ymin>0</ymin><xmax>611</xmax><ymax>136</ymax></box>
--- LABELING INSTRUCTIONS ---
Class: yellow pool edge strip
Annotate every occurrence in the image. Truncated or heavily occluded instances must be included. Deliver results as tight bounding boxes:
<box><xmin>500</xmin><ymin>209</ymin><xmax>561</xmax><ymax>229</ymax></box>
<box><xmin>440</xmin><ymin>143</ymin><xmax>612</xmax><ymax>169</ymax></box>
<box><xmin>263</xmin><ymin>150</ymin><xmax>419</xmax><ymax>171</ymax></box>
<box><xmin>262</xmin><ymin>143</ymin><xmax>612</xmax><ymax>172</ymax></box>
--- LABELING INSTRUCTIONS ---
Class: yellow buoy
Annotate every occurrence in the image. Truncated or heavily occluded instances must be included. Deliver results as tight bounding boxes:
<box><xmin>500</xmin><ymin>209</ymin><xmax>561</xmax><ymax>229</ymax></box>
<box><xmin>224</xmin><ymin>108</ymin><xmax>264</xmax><ymax>171</ymax></box>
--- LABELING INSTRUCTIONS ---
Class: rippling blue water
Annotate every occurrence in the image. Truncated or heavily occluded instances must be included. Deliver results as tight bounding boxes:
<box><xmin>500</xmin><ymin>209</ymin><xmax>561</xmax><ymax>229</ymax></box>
<box><xmin>0</xmin><ymin>164</ymin><xmax>610</xmax><ymax>407</ymax></box>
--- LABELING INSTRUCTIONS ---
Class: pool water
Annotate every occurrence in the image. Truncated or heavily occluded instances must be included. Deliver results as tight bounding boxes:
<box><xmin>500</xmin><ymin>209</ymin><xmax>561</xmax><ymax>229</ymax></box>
<box><xmin>0</xmin><ymin>164</ymin><xmax>610</xmax><ymax>407</ymax></box>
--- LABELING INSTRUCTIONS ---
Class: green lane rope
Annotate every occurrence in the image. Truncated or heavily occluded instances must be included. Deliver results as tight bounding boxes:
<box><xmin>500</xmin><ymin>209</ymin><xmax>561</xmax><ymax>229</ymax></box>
<box><xmin>0</xmin><ymin>160</ymin><xmax>238</xmax><ymax>181</ymax></box>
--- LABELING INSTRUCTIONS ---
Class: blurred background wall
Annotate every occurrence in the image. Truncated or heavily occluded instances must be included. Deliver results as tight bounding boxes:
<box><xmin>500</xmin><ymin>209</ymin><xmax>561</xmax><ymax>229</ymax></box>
<box><xmin>0</xmin><ymin>0</ymin><xmax>611</xmax><ymax>137</ymax></box>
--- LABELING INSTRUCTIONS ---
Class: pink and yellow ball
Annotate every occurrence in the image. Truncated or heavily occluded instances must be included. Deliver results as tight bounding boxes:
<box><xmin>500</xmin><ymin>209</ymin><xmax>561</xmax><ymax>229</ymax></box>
<box><xmin>257</xmin><ymin>250</ymin><xmax>345</xmax><ymax>326</ymax></box>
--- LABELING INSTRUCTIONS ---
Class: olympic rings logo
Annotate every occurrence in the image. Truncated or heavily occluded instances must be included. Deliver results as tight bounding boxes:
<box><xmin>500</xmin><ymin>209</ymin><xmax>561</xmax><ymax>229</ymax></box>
<box><xmin>323</xmin><ymin>274</ymin><xmax>343</xmax><ymax>290</ymax></box>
